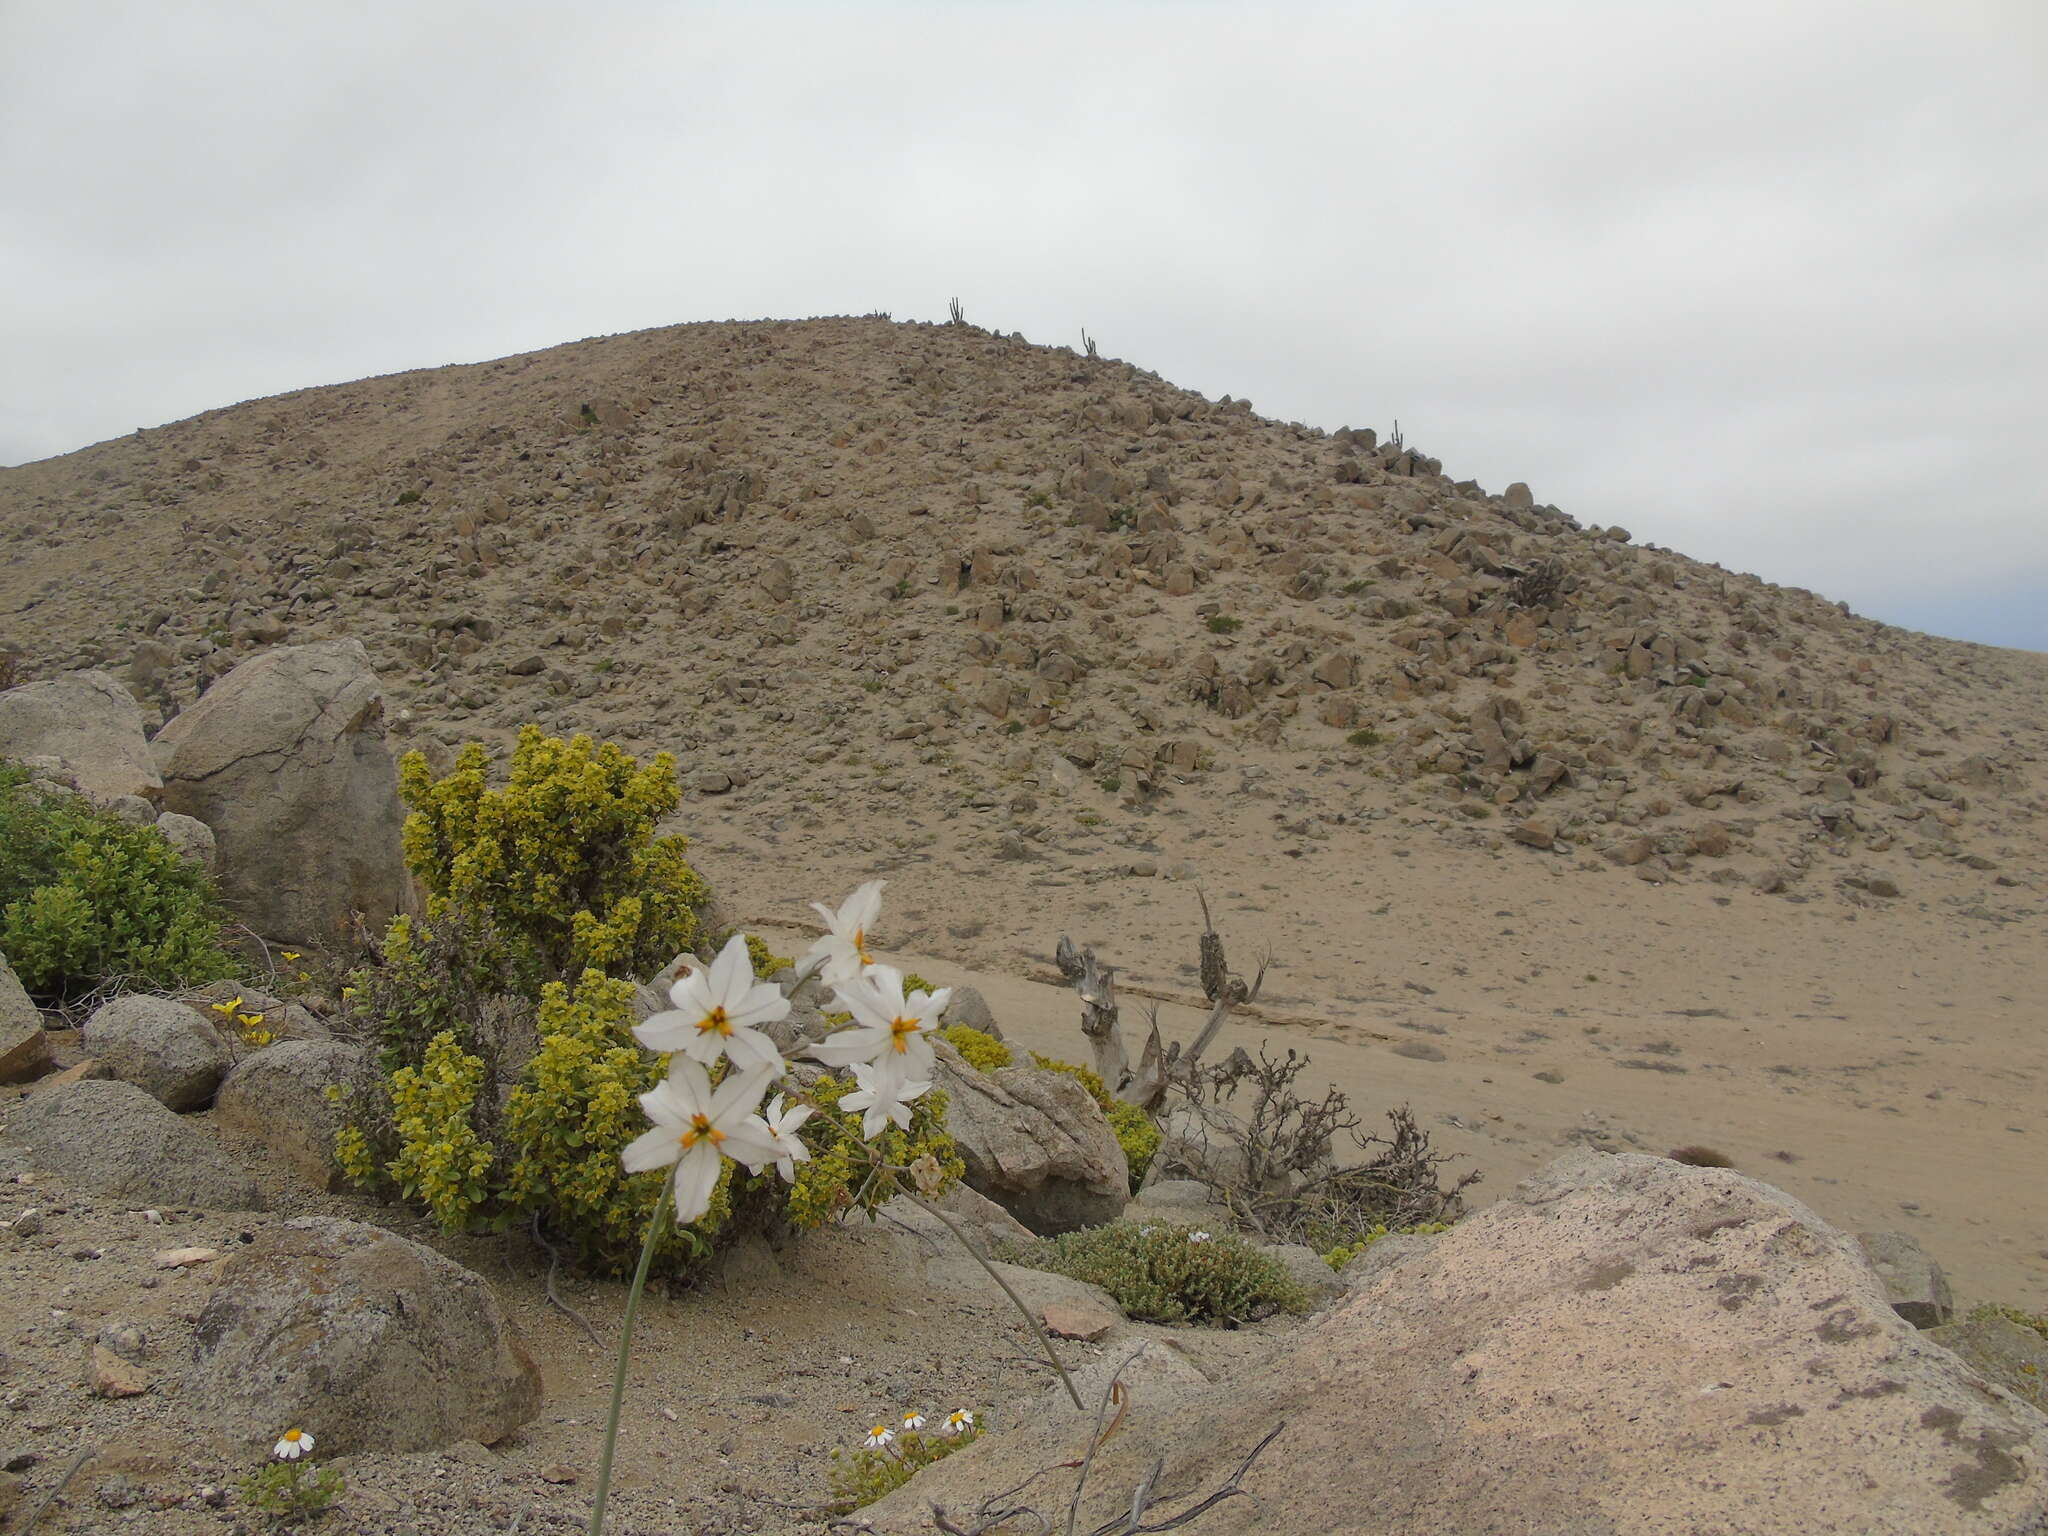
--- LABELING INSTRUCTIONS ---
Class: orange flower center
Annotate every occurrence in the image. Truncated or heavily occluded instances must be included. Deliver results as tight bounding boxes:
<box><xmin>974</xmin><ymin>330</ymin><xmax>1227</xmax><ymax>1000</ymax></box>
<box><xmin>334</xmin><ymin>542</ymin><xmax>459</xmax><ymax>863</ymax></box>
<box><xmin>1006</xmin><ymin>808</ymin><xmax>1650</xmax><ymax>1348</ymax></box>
<box><xmin>890</xmin><ymin>1017</ymin><xmax>921</xmax><ymax>1051</ymax></box>
<box><xmin>853</xmin><ymin>928</ymin><xmax>872</xmax><ymax>964</ymax></box>
<box><xmin>696</xmin><ymin>1006</ymin><xmax>731</xmax><ymax>1038</ymax></box>
<box><xmin>679</xmin><ymin>1113</ymin><xmax>725</xmax><ymax>1150</ymax></box>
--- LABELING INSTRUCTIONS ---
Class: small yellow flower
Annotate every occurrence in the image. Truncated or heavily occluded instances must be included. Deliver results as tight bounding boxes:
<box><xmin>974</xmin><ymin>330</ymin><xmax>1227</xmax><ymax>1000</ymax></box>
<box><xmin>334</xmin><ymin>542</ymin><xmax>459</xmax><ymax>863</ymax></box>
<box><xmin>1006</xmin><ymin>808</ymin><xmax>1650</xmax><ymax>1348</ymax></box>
<box><xmin>210</xmin><ymin>996</ymin><xmax>243</xmax><ymax>1017</ymax></box>
<box><xmin>281</xmin><ymin>952</ymin><xmax>301</xmax><ymax>963</ymax></box>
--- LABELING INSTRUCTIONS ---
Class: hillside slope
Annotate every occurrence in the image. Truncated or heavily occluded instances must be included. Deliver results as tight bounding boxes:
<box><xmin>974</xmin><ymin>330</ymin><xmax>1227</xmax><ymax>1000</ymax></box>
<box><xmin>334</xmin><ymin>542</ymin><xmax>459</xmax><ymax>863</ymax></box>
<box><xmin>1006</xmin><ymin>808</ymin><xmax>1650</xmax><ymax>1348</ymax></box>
<box><xmin>4</xmin><ymin>316</ymin><xmax>2045</xmax><ymax>1299</ymax></box>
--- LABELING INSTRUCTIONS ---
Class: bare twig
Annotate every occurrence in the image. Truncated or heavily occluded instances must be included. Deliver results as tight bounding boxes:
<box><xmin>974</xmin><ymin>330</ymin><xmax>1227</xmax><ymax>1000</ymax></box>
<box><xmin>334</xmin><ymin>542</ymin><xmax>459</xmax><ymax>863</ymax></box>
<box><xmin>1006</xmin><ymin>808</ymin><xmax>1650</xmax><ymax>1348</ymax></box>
<box><xmin>1065</xmin><ymin>1352</ymin><xmax>1145</xmax><ymax>1536</ymax></box>
<box><xmin>531</xmin><ymin>1212</ymin><xmax>604</xmax><ymax>1349</ymax></box>
<box><xmin>20</xmin><ymin>1445</ymin><xmax>90</xmax><ymax>1533</ymax></box>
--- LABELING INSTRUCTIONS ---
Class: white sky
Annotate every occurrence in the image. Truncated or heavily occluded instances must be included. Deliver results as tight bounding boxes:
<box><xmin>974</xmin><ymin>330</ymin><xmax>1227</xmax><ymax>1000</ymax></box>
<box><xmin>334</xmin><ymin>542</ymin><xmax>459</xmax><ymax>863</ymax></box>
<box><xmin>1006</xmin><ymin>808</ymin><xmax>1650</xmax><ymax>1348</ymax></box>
<box><xmin>3</xmin><ymin>1</ymin><xmax>2043</xmax><ymax>648</ymax></box>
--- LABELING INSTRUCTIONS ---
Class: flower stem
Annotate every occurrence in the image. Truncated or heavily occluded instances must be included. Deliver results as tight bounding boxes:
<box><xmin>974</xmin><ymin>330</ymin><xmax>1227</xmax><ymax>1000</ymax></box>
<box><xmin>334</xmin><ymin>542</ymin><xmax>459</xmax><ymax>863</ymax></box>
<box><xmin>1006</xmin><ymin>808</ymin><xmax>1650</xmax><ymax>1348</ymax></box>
<box><xmin>915</xmin><ymin>1197</ymin><xmax>1083</xmax><ymax>1410</ymax></box>
<box><xmin>588</xmin><ymin>1181</ymin><xmax>672</xmax><ymax>1536</ymax></box>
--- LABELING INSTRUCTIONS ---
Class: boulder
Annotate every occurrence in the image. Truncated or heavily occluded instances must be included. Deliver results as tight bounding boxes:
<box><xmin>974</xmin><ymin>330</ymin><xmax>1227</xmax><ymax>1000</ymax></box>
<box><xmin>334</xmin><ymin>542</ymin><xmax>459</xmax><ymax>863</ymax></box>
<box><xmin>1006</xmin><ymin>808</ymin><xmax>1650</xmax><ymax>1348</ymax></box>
<box><xmin>6</xmin><ymin>1079</ymin><xmax>261</xmax><ymax>1209</ymax></box>
<box><xmin>151</xmin><ymin>641</ymin><xmax>407</xmax><ymax>949</ymax></box>
<box><xmin>0</xmin><ymin>957</ymin><xmax>50</xmax><ymax>1083</ymax></box>
<box><xmin>1260</xmin><ymin>1242</ymin><xmax>1347</xmax><ymax>1304</ymax></box>
<box><xmin>867</xmin><ymin>1182</ymin><xmax>1035</xmax><ymax>1257</ymax></box>
<box><xmin>1860</xmin><ymin>1230</ymin><xmax>1956</xmax><ymax>1328</ymax></box>
<box><xmin>153</xmin><ymin>812</ymin><xmax>217</xmax><ymax>870</ymax></box>
<box><xmin>931</xmin><ymin>1041</ymin><xmax>1129</xmax><ymax>1234</ymax></box>
<box><xmin>213</xmin><ymin>1041</ymin><xmax>362</xmax><ymax>1190</ymax></box>
<box><xmin>1336</xmin><ymin>1230</ymin><xmax>1444</xmax><ymax>1291</ymax></box>
<box><xmin>0</xmin><ymin>670</ymin><xmax>160</xmax><ymax>804</ymax></box>
<box><xmin>79</xmin><ymin>993</ymin><xmax>232</xmax><ymax>1110</ymax></box>
<box><xmin>865</xmin><ymin>1150</ymin><xmax>2048</xmax><ymax>1535</ymax></box>
<box><xmin>187</xmin><ymin>1216</ymin><xmax>543</xmax><ymax>1455</ymax></box>
<box><xmin>939</xmin><ymin>985</ymin><xmax>1002</xmax><ymax>1039</ymax></box>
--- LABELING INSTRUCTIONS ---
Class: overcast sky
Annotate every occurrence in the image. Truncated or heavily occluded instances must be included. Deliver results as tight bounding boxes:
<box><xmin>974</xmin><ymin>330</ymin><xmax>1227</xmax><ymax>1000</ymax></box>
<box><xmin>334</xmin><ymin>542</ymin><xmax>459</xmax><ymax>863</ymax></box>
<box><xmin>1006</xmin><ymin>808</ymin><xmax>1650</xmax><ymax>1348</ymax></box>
<box><xmin>3</xmin><ymin>1</ymin><xmax>2043</xmax><ymax>649</ymax></box>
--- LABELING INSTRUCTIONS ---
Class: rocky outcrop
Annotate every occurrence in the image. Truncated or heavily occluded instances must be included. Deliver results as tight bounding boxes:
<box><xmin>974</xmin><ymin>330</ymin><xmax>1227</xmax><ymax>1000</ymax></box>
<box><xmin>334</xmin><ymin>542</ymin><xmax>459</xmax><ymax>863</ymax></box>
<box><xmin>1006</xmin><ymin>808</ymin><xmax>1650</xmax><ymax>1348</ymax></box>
<box><xmin>866</xmin><ymin>1150</ymin><xmax>2048</xmax><ymax>1535</ymax></box>
<box><xmin>930</xmin><ymin>1041</ymin><xmax>1129</xmax><ymax>1234</ymax></box>
<box><xmin>151</xmin><ymin>641</ymin><xmax>408</xmax><ymax>948</ymax></box>
<box><xmin>6</xmin><ymin>1079</ymin><xmax>261</xmax><ymax>1209</ymax></box>
<box><xmin>187</xmin><ymin>1216</ymin><xmax>543</xmax><ymax>1455</ymax></box>
<box><xmin>0</xmin><ymin>671</ymin><xmax>160</xmax><ymax>804</ymax></box>
<box><xmin>79</xmin><ymin>993</ymin><xmax>232</xmax><ymax>1110</ymax></box>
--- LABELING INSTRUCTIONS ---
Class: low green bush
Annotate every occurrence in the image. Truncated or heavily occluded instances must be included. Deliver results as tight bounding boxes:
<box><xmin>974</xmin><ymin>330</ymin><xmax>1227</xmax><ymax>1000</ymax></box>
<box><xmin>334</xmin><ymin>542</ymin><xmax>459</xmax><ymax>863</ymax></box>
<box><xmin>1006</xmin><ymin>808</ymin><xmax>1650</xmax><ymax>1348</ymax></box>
<box><xmin>1320</xmin><ymin>1221</ymin><xmax>1451</xmax><ymax>1271</ymax></box>
<box><xmin>0</xmin><ymin>759</ymin><xmax>236</xmax><ymax>1004</ymax></box>
<box><xmin>940</xmin><ymin>1023</ymin><xmax>1012</xmax><ymax>1072</ymax></box>
<box><xmin>1001</xmin><ymin>1221</ymin><xmax>1307</xmax><ymax>1326</ymax></box>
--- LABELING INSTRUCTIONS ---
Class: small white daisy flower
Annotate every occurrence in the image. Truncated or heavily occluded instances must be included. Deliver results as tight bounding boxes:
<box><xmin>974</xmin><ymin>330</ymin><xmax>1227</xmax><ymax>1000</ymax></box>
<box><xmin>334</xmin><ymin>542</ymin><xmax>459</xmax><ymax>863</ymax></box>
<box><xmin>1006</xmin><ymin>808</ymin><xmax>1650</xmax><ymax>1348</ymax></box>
<box><xmin>274</xmin><ymin>1428</ymin><xmax>314</xmax><ymax>1460</ymax></box>
<box><xmin>864</xmin><ymin>1424</ymin><xmax>895</xmax><ymax>1449</ymax></box>
<box><xmin>901</xmin><ymin>1410</ymin><xmax>927</xmax><ymax>1432</ymax></box>
<box><xmin>944</xmin><ymin>1409</ymin><xmax>976</xmax><ymax>1436</ymax></box>
<box><xmin>1189</xmin><ymin>1230</ymin><xmax>1213</xmax><ymax>1243</ymax></box>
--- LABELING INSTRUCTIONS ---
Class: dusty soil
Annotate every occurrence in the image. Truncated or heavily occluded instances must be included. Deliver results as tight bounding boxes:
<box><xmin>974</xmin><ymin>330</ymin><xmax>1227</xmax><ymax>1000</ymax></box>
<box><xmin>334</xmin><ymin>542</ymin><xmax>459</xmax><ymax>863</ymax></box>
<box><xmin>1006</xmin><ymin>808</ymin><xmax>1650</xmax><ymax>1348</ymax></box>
<box><xmin>0</xmin><ymin>315</ymin><xmax>2043</xmax><ymax>1530</ymax></box>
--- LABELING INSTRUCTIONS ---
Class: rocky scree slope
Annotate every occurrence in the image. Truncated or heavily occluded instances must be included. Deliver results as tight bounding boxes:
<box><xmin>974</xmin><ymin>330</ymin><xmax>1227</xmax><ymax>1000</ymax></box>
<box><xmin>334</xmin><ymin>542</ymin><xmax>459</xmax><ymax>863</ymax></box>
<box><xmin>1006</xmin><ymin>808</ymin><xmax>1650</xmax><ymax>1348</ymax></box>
<box><xmin>1</xmin><ymin>316</ymin><xmax>2042</xmax><ymax>970</ymax></box>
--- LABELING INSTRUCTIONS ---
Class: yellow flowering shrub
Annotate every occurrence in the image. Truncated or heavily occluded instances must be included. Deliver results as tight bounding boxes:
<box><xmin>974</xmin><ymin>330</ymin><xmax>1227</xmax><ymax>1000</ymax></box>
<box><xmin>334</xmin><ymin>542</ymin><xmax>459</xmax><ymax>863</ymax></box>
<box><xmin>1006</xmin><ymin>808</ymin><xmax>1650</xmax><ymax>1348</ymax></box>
<box><xmin>386</xmin><ymin>1032</ymin><xmax>495</xmax><ymax>1230</ymax></box>
<box><xmin>784</xmin><ymin>1074</ymin><xmax>962</xmax><ymax>1230</ymax></box>
<box><xmin>939</xmin><ymin>1024</ymin><xmax>1012</xmax><ymax>1072</ymax></box>
<box><xmin>397</xmin><ymin>727</ymin><xmax>711</xmax><ymax>987</ymax></box>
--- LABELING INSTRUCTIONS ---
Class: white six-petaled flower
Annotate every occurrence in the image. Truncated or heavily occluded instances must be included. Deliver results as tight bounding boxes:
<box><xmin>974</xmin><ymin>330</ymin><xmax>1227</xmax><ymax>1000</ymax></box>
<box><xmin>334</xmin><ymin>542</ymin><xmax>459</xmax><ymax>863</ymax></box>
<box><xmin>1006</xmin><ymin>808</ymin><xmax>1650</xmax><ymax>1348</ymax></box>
<box><xmin>901</xmin><ymin>1410</ymin><xmax>926</xmax><ymax>1432</ymax></box>
<box><xmin>621</xmin><ymin>1058</ymin><xmax>782</xmax><ymax>1224</ymax></box>
<box><xmin>739</xmin><ymin>1093</ymin><xmax>815</xmax><ymax>1184</ymax></box>
<box><xmin>839</xmin><ymin>1053</ymin><xmax>933</xmax><ymax>1140</ymax></box>
<box><xmin>944</xmin><ymin>1409</ymin><xmax>975</xmax><ymax>1436</ymax></box>
<box><xmin>803</xmin><ymin>880</ymin><xmax>886</xmax><ymax>986</ymax></box>
<box><xmin>274</xmin><ymin>1428</ymin><xmax>314</xmax><ymax>1460</ymax></box>
<box><xmin>864</xmin><ymin>1424</ymin><xmax>895</xmax><ymax>1450</ymax></box>
<box><xmin>634</xmin><ymin>933</ymin><xmax>791</xmax><ymax>1072</ymax></box>
<box><xmin>809</xmin><ymin>963</ymin><xmax>950</xmax><ymax>1077</ymax></box>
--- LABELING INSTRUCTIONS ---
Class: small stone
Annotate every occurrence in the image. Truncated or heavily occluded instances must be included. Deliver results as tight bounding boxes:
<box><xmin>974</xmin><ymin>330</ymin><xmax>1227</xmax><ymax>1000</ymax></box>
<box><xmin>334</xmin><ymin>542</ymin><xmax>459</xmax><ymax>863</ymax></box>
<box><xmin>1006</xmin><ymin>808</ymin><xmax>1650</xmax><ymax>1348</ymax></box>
<box><xmin>1392</xmin><ymin>1041</ymin><xmax>1447</xmax><ymax>1062</ymax></box>
<box><xmin>692</xmin><ymin>769</ymin><xmax>733</xmax><ymax>794</ymax></box>
<box><xmin>538</xmin><ymin>1464</ymin><xmax>580</xmax><ymax>1485</ymax></box>
<box><xmin>1040</xmin><ymin>1302</ymin><xmax>1116</xmax><ymax>1342</ymax></box>
<box><xmin>88</xmin><ymin>1344</ymin><xmax>149</xmax><ymax>1398</ymax></box>
<box><xmin>152</xmin><ymin>1247</ymin><xmax>222</xmax><ymax>1269</ymax></box>
<box><xmin>1857</xmin><ymin>1231</ymin><xmax>1953</xmax><ymax>1328</ymax></box>
<box><xmin>1511</xmin><ymin>818</ymin><xmax>1558</xmax><ymax>849</ymax></box>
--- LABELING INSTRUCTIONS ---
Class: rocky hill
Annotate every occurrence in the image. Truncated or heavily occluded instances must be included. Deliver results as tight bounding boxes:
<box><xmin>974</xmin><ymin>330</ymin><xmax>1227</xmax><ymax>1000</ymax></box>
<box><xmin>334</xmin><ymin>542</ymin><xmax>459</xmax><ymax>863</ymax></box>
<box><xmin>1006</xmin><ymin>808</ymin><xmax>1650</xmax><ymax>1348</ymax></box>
<box><xmin>4</xmin><ymin>317</ymin><xmax>2046</xmax><ymax>1297</ymax></box>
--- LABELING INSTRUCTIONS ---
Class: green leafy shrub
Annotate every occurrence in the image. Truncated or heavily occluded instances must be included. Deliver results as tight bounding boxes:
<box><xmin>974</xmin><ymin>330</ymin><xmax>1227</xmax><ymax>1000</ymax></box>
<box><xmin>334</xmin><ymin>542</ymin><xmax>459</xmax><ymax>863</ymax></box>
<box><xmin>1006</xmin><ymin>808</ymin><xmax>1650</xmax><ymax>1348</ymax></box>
<box><xmin>1320</xmin><ymin>1221</ymin><xmax>1451</xmax><ymax>1271</ymax></box>
<box><xmin>397</xmin><ymin>727</ymin><xmax>712</xmax><ymax>988</ymax></box>
<box><xmin>239</xmin><ymin>1460</ymin><xmax>345</xmax><ymax>1525</ymax></box>
<box><xmin>1029</xmin><ymin>1052</ymin><xmax>1160</xmax><ymax>1187</ymax></box>
<box><xmin>1346</xmin><ymin>728</ymin><xmax>1383</xmax><ymax>747</ymax></box>
<box><xmin>386</xmin><ymin>1032</ymin><xmax>495</xmax><ymax>1230</ymax></box>
<box><xmin>1001</xmin><ymin>1221</ymin><xmax>1307</xmax><ymax>1326</ymax></box>
<box><xmin>744</xmin><ymin>934</ymin><xmax>791</xmax><ymax>980</ymax></box>
<box><xmin>940</xmin><ymin>1024</ymin><xmax>1012</xmax><ymax>1072</ymax></box>
<box><xmin>829</xmin><ymin>1420</ymin><xmax>982</xmax><ymax>1513</ymax></box>
<box><xmin>0</xmin><ymin>760</ymin><xmax>236</xmax><ymax>1004</ymax></box>
<box><xmin>1205</xmin><ymin>615</ymin><xmax>1242</xmax><ymax>635</ymax></box>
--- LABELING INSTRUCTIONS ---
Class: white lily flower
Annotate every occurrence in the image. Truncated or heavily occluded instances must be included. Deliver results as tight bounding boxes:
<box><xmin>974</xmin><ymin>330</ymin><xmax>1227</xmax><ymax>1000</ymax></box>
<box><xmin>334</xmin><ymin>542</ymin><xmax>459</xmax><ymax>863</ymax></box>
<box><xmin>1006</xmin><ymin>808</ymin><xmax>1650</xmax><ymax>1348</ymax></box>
<box><xmin>803</xmin><ymin>880</ymin><xmax>886</xmax><ymax>986</ymax></box>
<box><xmin>809</xmin><ymin>963</ymin><xmax>950</xmax><ymax>1076</ymax></box>
<box><xmin>620</xmin><ymin>1058</ymin><xmax>781</xmax><ymax>1224</ymax></box>
<box><xmin>273</xmin><ymin>1428</ymin><xmax>314</xmax><ymax>1460</ymax></box>
<box><xmin>839</xmin><ymin>1053</ymin><xmax>932</xmax><ymax>1139</ymax></box>
<box><xmin>634</xmin><ymin>933</ymin><xmax>790</xmax><ymax>1073</ymax></box>
<box><xmin>739</xmin><ymin>1093</ymin><xmax>815</xmax><ymax>1183</ymax></box>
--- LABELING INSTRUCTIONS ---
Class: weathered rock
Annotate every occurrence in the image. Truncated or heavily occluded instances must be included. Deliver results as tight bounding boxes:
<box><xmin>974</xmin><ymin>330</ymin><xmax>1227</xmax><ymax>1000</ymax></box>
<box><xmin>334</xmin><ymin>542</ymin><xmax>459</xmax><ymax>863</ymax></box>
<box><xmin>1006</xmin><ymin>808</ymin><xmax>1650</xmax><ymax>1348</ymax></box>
<box><xmin>1041</xmin><ymin>1301</ymin><xmax>1117</xmax><ymax>1341</ymax></box>
<box><xmin>1860</xmin><ymin>1230</ymin><xmax>1956</xmax><ymax>1328</ymax></box>
<box><xmin>6</xmin><ymin>1079</ymin><xmax>261</xmax><ymax>1209</ymax></box>
<box><xmin>213</xmin><ymin>1041</ymin><xmax>362</xmax><ymax>1190</ymax></box>
<box><xmin>0</xmin><ymin>670</ymin><xmax>160</xmax><ymax>804</ymax></box>
<box><xmin>152</xmin><ymin>641</ymin><xmax>407</xmax><ymax>950</ymax></box>
<box><xmin>187</xmin><ymin>1217</ymin><xmax>543</xmax><ymax>1455</ymax></box>
<box><xmin>930</xmin><ymin>1041</ymin><xmax>1129</xmax><ymax>1234</ymax></box>
<box><xmin>79</xmin><ymin>994</ymin><xmax>232</xmax><ymax>1110</ymax></box>
<box><xmin>0</xmin><ymin>957</ymin><xmax>50</xmax><ymax>1084</ymax></box>
<box><xmin>1928</xmin><ymin>1315</ymin><xmax>2048</xmax><ymax>1413</ymax></box>
<box><xmin>1336</xmin><ymin>1230</ymin><xmax>1444</xmax><ymax>1291</ymax></box>
<box><xmin>1261</xmin><ymin>1242</ymin><xmax>1346</xmax><ymax>1303</ymax></box>
<box><xmin>152</xmin><ymin>811</ymin><xmax>217</xmax><ymax>870</ymax></box>
<box><xmin>862</xmin><ymin>1184</ymin><xmax>1035</xmax><ymax>1258</ymax></box>
<box><xmin>1511</xmin><ymin>816</ymin><xmax>1559</xmax><ymax>848</ymax></box>
<box><xmin>867</xmin><ymin>1150</ymin><xmax>2048</xmax><ymax>1535</ymax></box>
<box><xmin>89</xmin><ymin>1344</ymin><xmax>149</xmax><ymax>1398</ymax></box>
<box><xmin>939</xmin><ymin>985</ymin><xmax>1001</xmax><ymax>1039</ymax></box>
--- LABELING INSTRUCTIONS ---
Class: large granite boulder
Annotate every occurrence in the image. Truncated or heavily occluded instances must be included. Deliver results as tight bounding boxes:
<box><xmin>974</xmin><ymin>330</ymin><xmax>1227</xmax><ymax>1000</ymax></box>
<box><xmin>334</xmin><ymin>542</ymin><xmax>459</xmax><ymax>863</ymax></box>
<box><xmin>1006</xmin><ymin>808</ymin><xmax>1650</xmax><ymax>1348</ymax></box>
<box><xmin>0</xmin><ymin>670</ymin><xmax>160</xmax><ymax>803</ymax></box>
<box><xmin>151</xmin><ymin>641</ymin><xmax>407</xmax><ymax>948</ymax></box>
<box><xmin>0</xmin><ymin>956</ymin><xmax>50</xmax><ymax>1083</ymax></box>
<box><xmin>187</xmin><ymin>1217</ymin><xmax>544</xmax><ymax>1455</ymax></box>
<box><xmin>79</xmin><ymin>993</ymin><xmax>232</xmax><ymax>1110</ymax></box>
<box><xmin>213</xmin><ymin>1040</ymin><xmax>362</xmax><ymax>1190</ymax></box>
<box><xmin>5</xmin><ymin>1079</ymin><xmax>261</xmax><ymax>1209</ymax></box>
<box><xmin>930</xmin><ymin>1041</ymin><xmax>1129</xmax><ymax>1234</ymax></box>
<box><xmin>865</xmin><ymin>1150</ymin><xmax>2048</xmax><ymax>1535</ymax></box>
